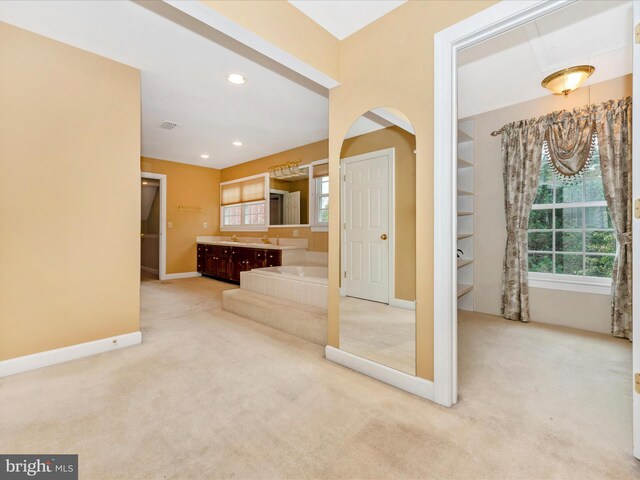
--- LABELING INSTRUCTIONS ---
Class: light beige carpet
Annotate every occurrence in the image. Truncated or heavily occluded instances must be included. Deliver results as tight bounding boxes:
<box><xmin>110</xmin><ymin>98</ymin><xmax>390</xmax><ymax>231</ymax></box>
<box><xmin>0</xmin><ymin>275</ymin><xmax>638</xmax><ymax>479</ymax></box>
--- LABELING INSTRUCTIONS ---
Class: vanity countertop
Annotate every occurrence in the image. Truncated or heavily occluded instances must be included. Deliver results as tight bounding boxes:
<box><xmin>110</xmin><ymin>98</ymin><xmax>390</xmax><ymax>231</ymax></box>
<box><xmin>196</xmin><ymin>240</ymin><xmax>305</xmax><ymax>250</ymax></box>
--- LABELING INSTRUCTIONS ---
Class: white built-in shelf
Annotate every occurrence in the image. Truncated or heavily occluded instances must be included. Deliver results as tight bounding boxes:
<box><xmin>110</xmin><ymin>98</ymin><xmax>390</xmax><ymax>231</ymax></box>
<box><xmin>457</xmin><ymin>259</ymin><xmax>473</xmax><ymax>268</ymax></box>
<box><xmin>458</xmin><ymin>157</ymin><xmax>473</xmax><ymax>168</ymax></box>
<box><xmin>457</xmin><ymin>119</ymin><xmax>474</xmax><ymax>311</ymax></box>
<box><xmin>457</xmin><ymin>284</ymin><xmax>473</xmax><ymax>298</ymax></box>
<box><xmin>458</xmin><ymin>129</ymin><xmax>473</xmax><ymax>143</ymax></box>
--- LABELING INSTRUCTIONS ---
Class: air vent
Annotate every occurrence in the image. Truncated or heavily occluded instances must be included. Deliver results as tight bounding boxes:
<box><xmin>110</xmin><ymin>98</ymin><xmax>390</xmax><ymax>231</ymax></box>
<box><xmin>159</xmin><ymin>121</ymin><xmax>177</xmax><ymax>130</ymax></box>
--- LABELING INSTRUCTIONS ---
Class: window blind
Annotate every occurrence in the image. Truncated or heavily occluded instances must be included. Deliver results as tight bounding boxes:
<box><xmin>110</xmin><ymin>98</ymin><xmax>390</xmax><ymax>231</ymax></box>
<box><xmin>312</xmin><ymin>163</ymin><xmax>329</xmax><ymax>178</ymax></box>
<box><xmin>221</xmin><ymin>176</ymin><xmax>265</xmax><ymax>205</ymax></box>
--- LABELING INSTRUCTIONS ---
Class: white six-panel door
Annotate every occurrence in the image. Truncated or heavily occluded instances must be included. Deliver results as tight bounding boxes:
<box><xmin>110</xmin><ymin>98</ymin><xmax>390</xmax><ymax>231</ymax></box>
<box><xmin>343</xmin><ymin>151</ymin><xmax>391</xmax><ymax>304</ymax></box>
<box><xmin>283</xmin><ymin>191</ymin><xmax>300</xmax><ymax>225</ymax></box>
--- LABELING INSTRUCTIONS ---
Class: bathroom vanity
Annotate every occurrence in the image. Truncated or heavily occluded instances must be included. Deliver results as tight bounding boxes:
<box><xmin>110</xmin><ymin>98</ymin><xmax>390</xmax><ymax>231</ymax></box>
<box><xmin>196</xmin><ymin>237</ymin><xmax>306</xmax><ymax>284</ymax></box>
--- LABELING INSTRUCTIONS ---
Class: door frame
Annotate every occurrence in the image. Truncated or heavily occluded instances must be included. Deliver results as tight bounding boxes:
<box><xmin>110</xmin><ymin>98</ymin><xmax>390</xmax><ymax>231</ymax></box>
<box><xmin>632</xmin><ymin>0</ymin><xmax>639</xmax><ymax>461</ymax></box>
<box><xmin>340</xmin><ymin>147</ymin><xmax>395</xmax><ymax>304</ymax></box>
<box><xmin>433</xmin><ymin>0</ymin><xmax>578</xmax><ymax>407</ymax></box>
<box><xmin>140</xmin><ymin>172</ymin><xmax>167</xmax><ymax>281</ymax></box>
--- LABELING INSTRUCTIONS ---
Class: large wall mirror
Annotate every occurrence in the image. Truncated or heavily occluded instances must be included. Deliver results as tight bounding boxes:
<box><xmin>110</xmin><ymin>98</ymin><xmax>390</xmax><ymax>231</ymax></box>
<box><xmin>339</xmin><ymin>108</ymin><xmax>416</xmax><ymax>375</ymax></box>
<box><xmin>269</xmin><ymin>164</ymin><xmax>309</xmax><ymax>226</ymax></box>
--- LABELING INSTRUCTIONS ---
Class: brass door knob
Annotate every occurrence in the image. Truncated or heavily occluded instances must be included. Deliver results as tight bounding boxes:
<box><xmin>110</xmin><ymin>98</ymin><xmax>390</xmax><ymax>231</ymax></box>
<box><xmin>381</xmin><ymin>234</ymin><xmax>388</xmax><ymax>240</ymax></box>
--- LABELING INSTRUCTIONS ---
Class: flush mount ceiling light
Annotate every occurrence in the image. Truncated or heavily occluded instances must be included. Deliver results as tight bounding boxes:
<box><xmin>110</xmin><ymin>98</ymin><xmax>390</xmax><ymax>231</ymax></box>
<box><xmin>142</xmin><ymin>181</ymin><xmax>148</xmax><ymax>185</ymax></box>
<box><xmin>232</xmin><ymin>140</ymin><xmax>243</xmax><ymax>147</ymax></box>
<box><xmin>541</xmin><ymin>65</ymin><xmax>595</xmax><ymax>96</ymax></box>
<box><xmin>226</xmin><ymin>73</ymin><xmax>246</xmax><ymax>85</ymax></box>
<box><xmin>200</xmin><ymin>154</ymin><xmax>210</xmax><ymax>159</ymax></box>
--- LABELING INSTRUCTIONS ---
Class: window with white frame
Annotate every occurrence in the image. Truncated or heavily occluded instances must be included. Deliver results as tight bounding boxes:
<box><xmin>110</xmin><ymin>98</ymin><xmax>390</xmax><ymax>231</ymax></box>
<box><xmin>311</xmin><ymin>161</ymin><xmax>329</xmax><ymax>229</ymax></box>
<box><xmin>528</xmin><ymin>136</ymin><xmax>616</xmax><ymax>282</ymax></box>
<box><xmin>315</xmin><ymin>176</ymin><xmax>329</xmax><ymax>224</ymax></box>
<box><xmin>220</xmin><ymin>175</ymin><xmax>268</xmax><ymax>231</ymax></box>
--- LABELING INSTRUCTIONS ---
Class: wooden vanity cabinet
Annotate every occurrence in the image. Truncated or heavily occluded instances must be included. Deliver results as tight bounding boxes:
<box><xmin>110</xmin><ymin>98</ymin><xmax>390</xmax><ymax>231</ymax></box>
<box><xmin>197</xmin><ymin>244</ymin><xmax>282</xmax><ymax>284</ymax></box>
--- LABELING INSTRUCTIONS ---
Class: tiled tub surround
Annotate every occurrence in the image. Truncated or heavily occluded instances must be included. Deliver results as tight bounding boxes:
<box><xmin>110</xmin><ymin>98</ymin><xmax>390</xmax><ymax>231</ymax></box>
<box><xmin>240</xmin><ymin>266</ymin><xmax>328</xmax><ymax>308</ymax></box>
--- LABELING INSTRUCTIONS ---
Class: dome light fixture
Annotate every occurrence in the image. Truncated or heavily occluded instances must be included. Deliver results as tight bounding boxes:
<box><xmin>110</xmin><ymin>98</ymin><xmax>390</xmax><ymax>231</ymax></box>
<box><xmin>541</xmin><ymin>65</ymin><xmax>595</xmax><ymax>96</ymax></box>
<box><xmin>200</xmin><ymin>154</ymin><xmax>210</xmax><ymax>159</ymax></box>
<box><xmin>232</xmin><ymin>140</ymin><xmax>243</xmax><ymax>147</ymax></box>
<box><xmin>226</xmin><ymin>73</ymin><xmax>246</xmax><ymax>85</ymax></box>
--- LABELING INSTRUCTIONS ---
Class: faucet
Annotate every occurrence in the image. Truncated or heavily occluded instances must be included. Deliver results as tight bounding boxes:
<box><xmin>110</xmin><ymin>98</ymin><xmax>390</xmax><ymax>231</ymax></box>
<box><xmin>230</xmin><ymin>234</ymin><xmax>240</xmax><ymax>242</ymax></box>
<box><xmin>261</xmin><ymin>234</ymin><xmax>272</xmax><ymax>244</ymax></box>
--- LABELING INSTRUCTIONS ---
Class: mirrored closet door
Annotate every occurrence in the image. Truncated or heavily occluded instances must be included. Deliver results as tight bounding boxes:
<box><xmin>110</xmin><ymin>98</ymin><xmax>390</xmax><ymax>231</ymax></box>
<box><xmin>338</xmin><ymin>108</ymin><xmax>416</xmax><ymax>374</ymax></box>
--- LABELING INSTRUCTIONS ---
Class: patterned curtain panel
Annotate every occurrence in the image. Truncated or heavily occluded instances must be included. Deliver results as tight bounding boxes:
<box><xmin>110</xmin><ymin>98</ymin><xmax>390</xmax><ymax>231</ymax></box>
<box><xmin>500</xmin><ymin>96</ymin><xmax>632</xmax><ymax>339</ymax></box>
<box><xmin>501</xmin><ymin>120</ymin><xmax>545</xmax><ymax>322</ymax></box>
<box><xmin>595</xmin><ymin>97</ymin><xmax>632</xmax><ymax>340</ymax></box>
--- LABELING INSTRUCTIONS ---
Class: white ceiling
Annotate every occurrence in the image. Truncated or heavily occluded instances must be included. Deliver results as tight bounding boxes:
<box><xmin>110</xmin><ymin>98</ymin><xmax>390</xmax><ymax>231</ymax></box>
<box><xmin>289</xmin><ymin>0</ymin><xmax>406</xmax><ymax>40</ymax></box>
<box><xmin>458</xmin><ymin>0</ymin><xmax>633</xmax><ymax>119</ymax></box>
<box><xmin>0</xmin><ymin>0</ymin><xmax>329</xmax><ymax>169</ymax></box>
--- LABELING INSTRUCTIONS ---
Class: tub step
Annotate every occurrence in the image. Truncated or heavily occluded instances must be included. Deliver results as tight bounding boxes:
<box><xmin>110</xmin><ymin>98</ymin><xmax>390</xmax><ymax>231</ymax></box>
<box><xmin>222</xmin><ymin>289</ymin><xmax>327</xmax><ymax>345</ymax></box>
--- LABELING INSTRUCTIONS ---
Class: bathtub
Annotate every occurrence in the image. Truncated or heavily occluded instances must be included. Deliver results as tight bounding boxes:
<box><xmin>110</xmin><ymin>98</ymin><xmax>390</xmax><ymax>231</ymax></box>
<box><xmin>240</xmin><ymin>265</ymin><xmax>328</xmax><ymax>308</ymax></box>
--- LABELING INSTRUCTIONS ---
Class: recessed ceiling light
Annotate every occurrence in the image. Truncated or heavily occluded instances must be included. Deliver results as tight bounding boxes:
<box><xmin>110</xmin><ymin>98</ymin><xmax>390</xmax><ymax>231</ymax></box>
<box><xmin>200</xmin><ymin>154</ymin><xmax>210</xmax><ymax>159</ymax></box>
<box><xmin>226</xmin><ymin>73</ymin><xmax>246</xmax><ymax>85</ymax></box>
<box><xmin>232</xmin><ymin>141</ymin><xmax>243</xmax><ymax>147</ymax></box>
<box><xmin>142</xmin><ymin>181</ymin><xmax>148</xmax><ymax>185</ymax></box>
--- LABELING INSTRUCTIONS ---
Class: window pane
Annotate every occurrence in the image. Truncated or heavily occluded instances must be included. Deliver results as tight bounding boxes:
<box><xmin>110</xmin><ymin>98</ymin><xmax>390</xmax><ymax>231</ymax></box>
<box><xmin>584</xmin><ymin>178</ymin><xmax>605</xmax><ymax>202</ymax></box>
<box><xmin>320</xmin><ymin>196</ymin><xmax>329</xmax><ymax>210</ymax></box>
<box><xmin>555</xmin><ymin>231</ymin><xmax>582</xmax><ymax>253</ymax></box>
<box><xmin>585</xmin><ymin>255</ymin><xmax>615</xmax><ymax>278</ymax></box>
<box><xmin>584</xmin><ymin>150</ymin><xmax>601</xmax><ymax>178</ymax></box>
<box><xmin>243</xmin><ymin>203</ymin><xmax>265</xmax><ymax>225</ymax></box>
<box><xmin>529</xmin><ymin>209</ymin><xmax>552</xmax><ymax>229</ymax></box>
<box><xmin>556</xmin><ymin>230</ymin><xmax>583</xmax><ymax>253</ymax></box>
<box><xmin>555</xmin><ymin>207</ymin><xmax>582</xmax><ymax>229</ymax></box>
<box><xmin>318</xmin><ymin>209</ymin><xmax>329</xmax><ymax>223</ymax></box>
<box><xmin>529</xmin><ymin>253</ymin><xmax>552</xmax><ymax>273</ymax></box>
<box><xmin>556</xmin><ymin>183</ymin><xmax>583</xmax><ymax>203</ymax></box>
<box><xmin>585</xmin><ymin>206</ymin><xmax>612</xmax><ymax>229</ymax></box>
<box><xmin>555</xmin><ymin>253</ymin><xmax>583</xmax><ymax>275</ymax></box>
<box><xmin>539</xmin><ymin>160</ymin><xmax>554</xmax><ymax>183</ymax></box>
<box><xmin>534</xmin><ymin>184</ymin><xmax>553</xmax><ymax>204</ymax></box>
<box><xmin>223</xmin><ymin>205</ymin><xmax>241</xmax><ymax>226</ymax></box>
<box><xmin>585</xmin><ymin>231</ymin><xmax>616</xmax><ymax>253</ymax></box>
<box><xmin>320</xmin><ymin>178</ymin><xmax>329</xmax><ymax>194</ymax></box>
<box><xmin>528</xmin><ymin>231</ymin><xmax>552</xmax><ymax>251</ymax></box>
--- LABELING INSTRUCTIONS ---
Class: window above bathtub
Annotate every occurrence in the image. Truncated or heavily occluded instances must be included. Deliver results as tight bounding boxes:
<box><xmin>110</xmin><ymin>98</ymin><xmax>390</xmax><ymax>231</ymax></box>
<box><xmin>220</xmin><ymin>174</ymin><xmax>269</xmax><ymax>232</ymax></box>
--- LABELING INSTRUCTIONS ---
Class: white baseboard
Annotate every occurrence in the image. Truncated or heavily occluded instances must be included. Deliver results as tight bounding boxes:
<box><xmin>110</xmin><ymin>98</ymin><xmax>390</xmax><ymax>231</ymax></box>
<box><xmin>389</xmin><ymin>298</ymin><xmax>416</xmax><ymax>310</ymax></box>
<box><xmin>0</xmin><ymin>331</ymin><xmax>142</xmax><ymax>378</ymax></box>
<box><xmin>325</xmin><ymin>346</ymin><xmax>434</xmax><ymax>401</ymax></box>
<box><xmin>164</xmin><ymin>272</ymin><xmax>202</xmax><ymax>280</ymax></box>
<box><xmin>141</xmin><ymin>266</ymin><xmax>159</xmax><ymax>274</ymax></box>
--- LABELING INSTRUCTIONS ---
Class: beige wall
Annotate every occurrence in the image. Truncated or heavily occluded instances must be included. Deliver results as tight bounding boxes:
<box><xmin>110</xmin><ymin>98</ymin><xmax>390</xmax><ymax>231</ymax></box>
<box><xmin>341</xmin><ymin>126</ymin><xmax>416</xmax><ymax>302</ymax></box>
<box><xmin>328</xmin><ymin>1</ymin><xmax>497</xmax><ymax>380</ymax></box>
<box><xmin>200</xmin><ymin>0</ymin><xmax>340</xmax><ymax>82</ymax></box>
<box><xmin>0</xmin><ymin>23</ymin><xmax>141</xmax><ymax>361</ymax></box>
<box><xmin>140</xmin><ymin>157</ymin><xmax>221</xmax><ymax>274</ymax></box>
<box><xmin>468</xmin><ymin>75</ymin><xmax>631</xmax><ymax>334</ymax></box>
<box><xmin>221</xmin><ymin>140</ymin><xmax>329</xmax><ymax>252</ymax></box>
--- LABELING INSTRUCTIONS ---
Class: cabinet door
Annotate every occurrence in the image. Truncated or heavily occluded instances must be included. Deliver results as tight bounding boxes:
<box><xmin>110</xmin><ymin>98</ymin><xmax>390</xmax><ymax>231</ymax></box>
<box><xmin>204</xmin><ymin>253</ymin><xmax>216</xmax><ymax>275</ymax></box>
<box><xmin>197</xmin><ymin>244</ymin><xmax>205</xmax><ymax>273</ymax></box>
<box><xmin>231</xmin><ymin>248</ymin><xmax>253</xmax><ymax>282</ymax></box>
<box><xmin>254</xmin><ymin>249</ymin><xmax>268</xmax><ymax>268</ymax></box>
<box><xmin>265</xmin><ymin>250</ymin><xmax>281</xmax><ymax>267</ymax></box>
